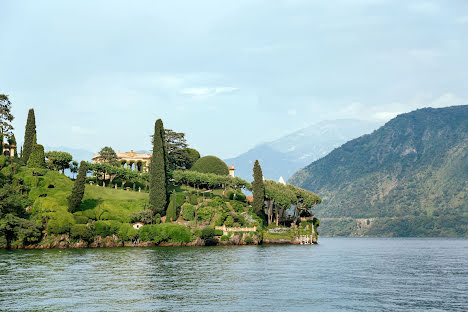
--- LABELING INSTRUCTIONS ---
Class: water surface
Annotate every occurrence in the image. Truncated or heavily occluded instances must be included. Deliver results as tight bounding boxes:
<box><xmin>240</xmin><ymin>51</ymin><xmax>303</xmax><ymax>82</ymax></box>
<box><xmin>1</xmin><ymin>238</ymin><xmax>467</xmax><ymax>311</ymax></box>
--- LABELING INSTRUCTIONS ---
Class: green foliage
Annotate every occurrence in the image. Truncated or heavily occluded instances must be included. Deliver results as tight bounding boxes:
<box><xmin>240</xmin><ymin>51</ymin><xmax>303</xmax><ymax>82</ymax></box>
<box><xmin>252</xmin><ymin>160</ymin><xmax>265</xmax><ymax>215</ymax></box>
<box><xmin>67</xmin><ymin>161</ymin><xmax>87</xmax><ymax>213</ymax></box>
<box><xmin>0</xmin><ymin>214</ymin><xmax>42</xmax><ymax>248</ymax></box>
<box><xmin>173</xmin><ymin>170</ymin><xmax>250</xmax><ymax>191</ymax></box>
<box><xmin>189</xmin><ymin>194</ymin><xmax>198</xmax><ymax>205</ymax></box>
<box><xmin>289</xmin><ymin>106</ymin><xmax>468</xmax><ymax>236</ymax></box>
<box><xmin>166</xmin><ymin>192</ymin><xmax>177</xmax><ymax>221</ymax></box>
<box><xmin>190</xmin><ymin>155</ymin><xmax>229</xmax><ymax>176</ymax></box>
<box><xmin>185</xmin><ymin>148</ymin><xmax>200</xmax><ymax>169</ymax></box>
<box><xmin>45</xmin><ymin>151</ymin><xmax>73</xmax><ymax>173</ymax></box>
<box><xmin>70</xmin><ymin>224</ymin><xmax>93</xmax><ymax>242</ymax></box>
<box><xmin>98</xmin><ymin>146</ymin><xmax>118</xmax><ymax>166</ymax></box>
<box><xmin>47</xmin><ymin>211</ymin><xmax>75</xmax><ymax>235</ymax></box>
<box><xmin>27</xmin><ymin>144</ymin><xmax>46</xmax><ymax>168</ymax></box>
<box><xmin>149</xmin><ymin>119</ymin><xmax>167</xmax><ymax>215</ymax></box>
<box><xmin>94</xmin><ymin>221</ymin><xmax>111</xmax><ymax>237</ymax></box>
<box><xmin>141</xmin><ymin>223</ymin><xmax>192</xmax><ymax>244</ymax></box>
<box><xmin>0</xmin><ymin>155</ymin><xmax>6</xmax><ymax>168</ymax></box>
<box><xmin>214</xmin><ymin>229</ymin><xmax>223</xmax><ymax>236</ymax></box>
<box><xmin>220</xmin><ymin>235</ymin><xmax>229</xmax><ymax>241</ymax></box>
<box><xmin>22</xmin><ymin>108</ymin><xmax>36</xmax><ymax>163</ymax></box>
<box><xmin>244</xmin><ymin>236</ymin><xmax>254</xmax><ymax>244</ymax></box>
<box><xmin>182</xmin><ymin>204</ymin><xmax>195</xmax><ymax>221</ymax></box>
<box><xmin>197</xmin><ymin>206</ymin><xmax>215</xmax><ymax>223</ymax></box>
<box><xmin>74</xmin><ymin>215</ymin><xmax>88</xmax><ymax>224</ymax></box>
<box><xmin>0</xmin><ymin>94</ymin><xmax>14</xmax><ymax>139</ymax></box>
<box><xmin>201</xmin><ymin>226</ymin><xmax>215</xmax><ymax>239</ymax></box>
<box><xmin>118</xmin><ymin>223</ymin><xmax>138</xmax><ymax>241</ymax></box>
<box><xmin>129</xmin><ymin>210</ymin><xmax>153</xmax><ymax>224</ymax></box>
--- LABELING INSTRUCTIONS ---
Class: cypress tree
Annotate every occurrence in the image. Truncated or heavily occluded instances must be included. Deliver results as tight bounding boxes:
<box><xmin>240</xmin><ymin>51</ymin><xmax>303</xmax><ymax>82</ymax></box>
<box><xmin>22</xmin><ymin>109</ymin><xmax>36</xmax><ymax>163</ymax></box>
<box><xmin>252</xmin><ymin>160</ymin><xmax>265</xmax><ymax>215</ymax></box>
<box><xmin>149</xmin><ymin>119</ymin><xmax>167</xmax><ymax>215</ymax></box>
<box><xmin>27</xmin><ymin>144</ymin><xmax>46</xmax><ymax>168</ymax></box>
<box><xmin>166</xmin><ymin>191</ymin><xmax>177</xmax><ymax>222</ymax></box>
<box><xmin>68</xmin><ymin>161</ymin><xmax>88</xmax><ymax>213</ymax></box>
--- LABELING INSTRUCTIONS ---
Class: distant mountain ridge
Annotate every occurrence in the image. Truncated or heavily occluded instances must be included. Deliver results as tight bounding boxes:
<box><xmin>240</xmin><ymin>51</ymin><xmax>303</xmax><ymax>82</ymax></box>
<box><xmin>226</xmin><ymin>119</ymin><xmax>382</xmax><ymax>181</ymax></box>
<box><xmin>289</xmin><ymin>105</ymin><xmax>468</xmax><ymax>237</ymax></box>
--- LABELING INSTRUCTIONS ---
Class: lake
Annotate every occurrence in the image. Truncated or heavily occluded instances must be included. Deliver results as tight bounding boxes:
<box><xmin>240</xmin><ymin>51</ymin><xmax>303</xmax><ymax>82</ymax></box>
<box><xmin>1</xmin><ymin>238</ymin><xmax>467</xmax><ymax>311</ymax></box>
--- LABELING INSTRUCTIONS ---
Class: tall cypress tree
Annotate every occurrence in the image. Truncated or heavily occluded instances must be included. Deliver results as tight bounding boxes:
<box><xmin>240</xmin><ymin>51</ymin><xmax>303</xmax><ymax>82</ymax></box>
<box><xmin>27</xmin><ymin>144</ymin><xmax>46</xmax><ymax>168</ymax></box>
<box><xmin>252</xmin><ymin>160</ymin><xmax>265</xmax><ymax>215</ymax></box>
<box><xmin>22</xmin><ymin>109</ymin><xmax>36</xmax><ymax>163</ymax></box>
<box><xmin>149</xmin><ymin>119</ymin><xmax>167</xmax><ymax>215</ymax></box>
<box><xmin>68</xmin><ymin>161</ymin><xmax>88</xmax><ymax>213</ymax></box>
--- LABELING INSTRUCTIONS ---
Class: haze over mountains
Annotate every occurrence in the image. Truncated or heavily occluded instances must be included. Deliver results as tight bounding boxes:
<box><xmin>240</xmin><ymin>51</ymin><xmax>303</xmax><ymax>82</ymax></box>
<box><xmin>289</xmin><ymin>105</ymin><xmax>468</xmax><ymax>236</ymax></box>
<box><xmin>225</xmin><ymin>119</ymin><xmax>382</xmax><ymax>181</ymax></box>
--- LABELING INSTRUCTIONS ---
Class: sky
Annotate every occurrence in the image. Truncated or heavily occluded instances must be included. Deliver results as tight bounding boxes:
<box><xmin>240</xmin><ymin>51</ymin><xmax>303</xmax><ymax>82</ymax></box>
<box><xmin>1</xmin><ymin>0</ymin><xmax>467</xmax><ymax>158</ymax></box>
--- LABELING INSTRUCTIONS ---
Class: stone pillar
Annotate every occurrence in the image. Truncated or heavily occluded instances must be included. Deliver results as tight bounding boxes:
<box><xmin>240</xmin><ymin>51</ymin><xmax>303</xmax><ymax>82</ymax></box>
<box><xmin>138</xmin><ymin>186</ymin><xmax>141</xmax><ymax>193</ymax></box>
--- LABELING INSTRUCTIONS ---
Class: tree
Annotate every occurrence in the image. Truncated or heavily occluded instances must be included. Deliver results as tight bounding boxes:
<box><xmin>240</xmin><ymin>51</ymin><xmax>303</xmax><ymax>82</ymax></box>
<box><xmin>70</xmin><ymin>161</ymin><xmax>79</xmax><ymax>179</ymax></box>
<box><xmin>166</xmin><ymin>191</ymin><xmax>177</xmax><ymax>222</ymax></box>
<box><xmin>164</xmin><ymin>129</ymin><xmax>188</xmax><ymax>170</ymax></box>
<box><xmin>149</xmin><ymin>119</ymin><xmax>168</xmax><ymax>215</ymax></box>
<box><xmin>98</xmin><ymin>146</ymin><xmax>118</xmax><ymax>166</ymax></box>
<box><xmin>45</xmin><ymin>151</ymin><xmax>73</xmax><ymax>173</ymax></box>
<box><xmin>185</xmin><ymin>148</ymin><xmax>200</xmax><ymax>169</ymax></box>
<box><xmin>27</xmin><ymin>144</ymin><xmax>46</xmax><ymax>168</ymax></box>
<box><xmin>68</xmin><ymin>161</ymin><xmax>87</xmax><ymax>213</ymax></box>
<box><xmin>252</xmin><ymin>160</ymin><xmax>265</xmax><ymax>216</ymax></box>
<box><xmin>190</xmin><ymin>156</ymin><xmax>229</xmax><ymax>175</ymax></box>
<box><xmin>8</xmin><ymin>134</ymin><xmax>18</xmax><ymax>158</ymax></box>
<box><xmin>0</xmin><ymin>94</ymin><xmax>14</xmax><ymax>142</ymax></box>
<box><xmin>22</xmin><ymin>109</ymin><xmax>36</xmax><ymax>163</ymax></box>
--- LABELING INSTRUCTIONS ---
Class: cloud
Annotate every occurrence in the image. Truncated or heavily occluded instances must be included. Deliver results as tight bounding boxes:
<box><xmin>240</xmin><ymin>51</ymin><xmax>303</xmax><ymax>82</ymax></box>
<box><xmin>180</xmin><ymin>87</ymin><xmax>239</xmax><ymax>97</ymax></box>
<box><xmin>430</xmin><ymin>93</ymin><xmax>467</xmax><ymax>108</ymax></box>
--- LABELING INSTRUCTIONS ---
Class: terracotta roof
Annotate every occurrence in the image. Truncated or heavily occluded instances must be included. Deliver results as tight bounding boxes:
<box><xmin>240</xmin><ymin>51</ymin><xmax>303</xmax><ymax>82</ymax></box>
<box><xmin>246</xmin><ymin>196</ymin><xmax>254</xmax><ymax>202</ymax></box>
<box><xmin>228</xmin><ymin>166</ymin><xmax>235</xmax><ymax>170</ymax></box>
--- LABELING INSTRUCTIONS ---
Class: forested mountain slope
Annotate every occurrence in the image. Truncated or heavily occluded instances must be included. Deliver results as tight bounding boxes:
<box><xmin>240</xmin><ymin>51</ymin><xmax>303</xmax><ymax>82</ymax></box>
<box><xmin>289</xmin><ymin>106</ymin><xmax>468</xmax><ymax>236</ymax></box>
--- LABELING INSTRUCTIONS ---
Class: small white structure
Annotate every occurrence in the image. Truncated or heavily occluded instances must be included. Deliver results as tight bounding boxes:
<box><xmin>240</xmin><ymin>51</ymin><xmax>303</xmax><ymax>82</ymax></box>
<box><xmin>228</xmin><ymin>164</ymin><xmax>235</xmax><ymax>177</ymax></box>
<box><xmin>278</xmin><ymin>176</ymin><xmax>286</xmax><ymax>185</ymax></box>
<box><xmin>132</xmin><ymin>222</ymin><xmax>144</xmax><ymax>230</ymax></box>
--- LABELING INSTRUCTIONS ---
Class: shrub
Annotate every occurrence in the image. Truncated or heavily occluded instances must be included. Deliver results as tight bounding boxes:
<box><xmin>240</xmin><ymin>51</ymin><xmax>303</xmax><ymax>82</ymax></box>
<box><xmin>227</xmin><ymin>191</ymin><xmax>234</xmax><ymax>200</ymax></box>
<box><xmin>182</xmin><ymin>204</ymin><xmax>195</xmax><ymax>221</ymax></box>
<box><xmin>108</xmin><ymin>220</ymin><xmax>121</xmax><ymax>235</ymax></box>
<box><xmin>220</xmin><ymin>235</ymin><xmax>229</xmax><ymax>241</ymax></box>
<box><xmin>118</xmin><ymin>223</ymin><xmax>138</xmax><ymax>241</ymax></box>
<box><xmin>156</xmin><ymin>223</ymin><xmax>192</xmax><ymax>243</ymax></box>
<box><xmin>201</xmin><ymin>226</ymin><xmax>215</xmax><ymax>239</ymax></box>
<box><xmin>47</xmin><ymin>212</ymin><xmax>75</xmax><ymax>235</ymax></box>
<box><xmin>190</xmin><ymin>155</ymin><xmax>229</xmax><ymax>176</ymax></box>
<box><xmin>129</xmin><ymin>210</ymin><xmax>152</xmax><ymax>223</ymax></box>
<box><xmin>0</xmin><ymin>155</ymin><xmax>6</xmax><ymax>168</ymax></box>
<box><xmin>139</xmin><ymin>224</ymin><xmax>158</xmax><ymax>242</ymax></box>
<box><xmin>225</xmin><ymin>216</ymin><xmax>234</xmax><ymax>227</ymax></box>
<box><xmin>70</xmin><ymin>224</ymin><xmax>93</xmax><ymax>242</ymax></box>
<box><xmin>94</xmin><ymin>221</ymin><xmax>111</xmax><ymax>237</ymax></box>
<box><xmin>27</xmin><ymin>144</ymin><xmax>46</xmax><ymax>168</ymax></box>
<box><xmin>189</xmin><ymin>194</ymin><xmax>198</xmax><ymax>205</ymax></box>
<box><xmin>204</xmin><ymin>237</ymin><xmax>218</xmax><ymax>246</ymax></box>
<box><xmin>197</xmin><ymin>206</ymin><xmax>215</xmax><ymax>222</ymax></box>
<box><xmin>214</xmin><ymin>214</ymin><xmax>225</xmax><ymax>226</ymax></box>
<box><xmin>74</xmin><ymin>215</ymin><xmax>88</xmax><ymax>224</ymax></box>
<box><xmin>235</xmin><ymin>193</ymin><xmax>246</xmax><ymax>202</ymax></box>
<box><xmin>176</xmin><ymin>193</ymin><xmax>185</xmax><ymax>207</ymax></box>
<box><xmin>244</xmin><ymin>236</ymin><xmax>254</xmax><ymax>244</ymax></box>
<box><xmin>166</xmin><ymin>193</ymin><xmax>178</xmax><ymax>222</ymax></box>
<box><xmin>192</xmin><ymin>229</ymin><xmax>202</xmax><ymax>238</ymax></box>
<box><xmin>230</xmin><ymin>201</ymin><xmax>245</xmax><ymax>213</ymax></box>
<box><xmin>214</xmin><ymin>229</ymin><xmax>223</xmax><ymax>236</ymax></box>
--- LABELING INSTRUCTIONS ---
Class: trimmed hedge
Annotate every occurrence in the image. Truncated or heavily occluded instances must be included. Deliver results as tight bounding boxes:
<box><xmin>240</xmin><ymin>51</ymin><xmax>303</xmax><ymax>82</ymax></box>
<box><xmin>190</xmin><ymin>156</ymin><xmax>229</xmax><ymax>176</ymax></box>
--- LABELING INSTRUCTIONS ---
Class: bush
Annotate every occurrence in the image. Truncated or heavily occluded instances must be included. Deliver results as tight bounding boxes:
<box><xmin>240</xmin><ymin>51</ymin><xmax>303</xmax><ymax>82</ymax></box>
<box><xmin>156</xmin><ymin>223</ymin><xmax>192</xmax><ymax>243</ymax></box>
<box><xmin>227</xmin><ymin>191</ymin><xmax>234</xmax><ymax>200</ymax></box>
<box><xmin>166</xmin><ymin>194</ymin><xmax>178</xmax><ymax>222</ymax></box>
<box><xmin>118</xmin><ymin>223</ymin><xmax>138</xmax><ymax>241</ymax></box>
<box><xmin>225</xmin><ymin>216</ymin><xmax>234</xmax><ymax>227</ymax></box>
<box><xmin>94</xmin><ymin>221</ymin><xmax>111</xmax><ymax>237</ymax></box>
<box><xmin>74</xmin><ymin>215</ymin><xmax>88</xmax><ymax>224</ymax></box>
<box><xmin>230</xmin><ymin>201</ymin><xmax>246</xmax><ymax>213</ymax></box>
<box><xmin>214</xmin><ymin>214</ymin><xmax>225</xmax><ymax>226</ymax></box>
<box><xmin>204</xmin><ymin>237</ymin><xmax>218</xmax><ymax>246</ymax></box>
<box><xmin>197</xmin><ymin>206</ymin><xmax>215</xmax><ymax>222</ymax></box>
<box><xmin>214</xmin><ymin>229</ymin><xmax>223</xmax><ymax>236</ymax></box>
<box><xmin>220</xmin><ymin>235</ymin><xmax>229</xmax><ymax>241</ymax></box>
<box><xmin>190</xmin><ymin>155</ymin><xmax>229</xmax><ymax>176</ymax></box>
<box><xmin>47</xmin><ymin>212</ymin><xmax>75</xmax><ymax>235</ymax></box>
<box><xmin>0</xmin><ymin>155</ymin><xmax>6</xmax><ymax>168</ymax></box>
<box><xmin>108</xmin><ymin>220</ymin><xmax>121</xmax><ymax>235</ymax></box>
<box><xmin>70</xmin><ymin>224</ymin><xmax>93</xmax><ymax>242</ymax></box>
<box><xmin>192</xmin><ymin>229</ymin><xmax>202</xmax><ymax>238</ymax></box>
<box><xmin>235</xmin><ymin>193</ymin><xmax>246</xmax><ymax>202</ymax></box>
<box><xmin>129</xmin><ymin>210</ymin><xmax>152</xmax><ymax>223</ymax></box>
<box><xmin>201</xmin><ymin>226</ymin><xmax>215</xmax><ymax>239</ymax></box>
<box><xmin>182</xmin><ymin>204</ymin><xmax>195</xmax><ymax>221</ymax></box>
<box><xmin>244</xmin><ymin>236</ymin><xmax>254</xmax><ymax>244</ymax></box>
<box><xmin>189</xmin><ymin>195</ymin><xmax>198</xmax><ymax>205</ymax></box>
<box><xmin>139</xmin><ymin>224</ymin><xmax>158</xmax><ymax>242</ymax></box>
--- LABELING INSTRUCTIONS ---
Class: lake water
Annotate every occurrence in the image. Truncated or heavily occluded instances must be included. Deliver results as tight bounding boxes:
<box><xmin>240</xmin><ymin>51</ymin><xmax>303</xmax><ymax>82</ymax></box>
<box><xmin>1</xmin><ymin>238</ymin><xmax>467</xmax><ymax>311</ymax></box>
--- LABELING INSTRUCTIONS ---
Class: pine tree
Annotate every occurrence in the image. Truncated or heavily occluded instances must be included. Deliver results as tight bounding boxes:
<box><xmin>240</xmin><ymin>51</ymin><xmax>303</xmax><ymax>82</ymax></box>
<box><xmin>68</xmin><ymin>161</ymin><xmax>88</xmax><ymax>213</ymax></box>
<box><xmin>252</xmin><ymin>160</ymin><xmax>265</xmax><ymax>215</ymax></box>
<box><xmin>22</xmin><ymin>109</ymin><xmax>36</xmax><ymax>163</ymax></box>
<box><xmin>149</xmin><ymin>119</ymin><xmax>167</xmax><ymax>215</ymax></box>
<box><xmin>27</xmin><ymin>144</ymin><xmax>46</xmax><ymax>168</ymax></box>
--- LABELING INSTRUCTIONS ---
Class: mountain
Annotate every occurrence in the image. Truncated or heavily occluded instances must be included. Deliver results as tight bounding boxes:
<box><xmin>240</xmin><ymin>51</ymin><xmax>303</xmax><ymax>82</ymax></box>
<box><xmin>226</xmin><ymin>119</ymin><xmax>382</xmax><ymax>182</ymax></box>
<box><xmin>289</xmin><ymin>105</ymin><xmax>468</xmax><ymax>237</ymax></box>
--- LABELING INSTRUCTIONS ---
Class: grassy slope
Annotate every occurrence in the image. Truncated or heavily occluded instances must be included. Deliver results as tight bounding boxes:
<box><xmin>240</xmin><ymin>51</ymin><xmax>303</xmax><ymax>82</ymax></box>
<box><xmin>11</xmin><ymin>166</ymin><xmax>147</xmax><ymax>225</ymax></box>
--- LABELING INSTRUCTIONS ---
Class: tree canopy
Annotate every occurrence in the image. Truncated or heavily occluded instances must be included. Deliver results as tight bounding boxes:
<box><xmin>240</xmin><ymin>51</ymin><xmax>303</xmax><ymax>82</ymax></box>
<box><xmin>149</xmin><ymin>119</ymin><xmax>168</xmax><ymax>215</ymax></box>
<box><xmin>22</xmin><ymin>109</ymin><xmax>36</xmax><ymax>163</ymax></box>
<box><xmin>0</xmin><ymin>94</ymin><xmax>14</xmax><ymax>140</ymax></box>
<box><xmin>45</xmin><ymin>151</ymin><xmax>73</xmax><ymax>173</ymax></box>
<box><xmin>190</xmin><ymin>155</ymin><xmax>229</xmax><ymax>176</ymax></box>
<box><xmin>98</xmin><ymin>146</ymin><xmax>118</xmax><ymax>166</ymax></box>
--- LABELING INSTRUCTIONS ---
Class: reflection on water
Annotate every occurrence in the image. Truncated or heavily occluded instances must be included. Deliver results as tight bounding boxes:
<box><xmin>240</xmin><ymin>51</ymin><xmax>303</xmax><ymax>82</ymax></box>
<box><xmin>1</xmin><ymin>238</ymin><xmax>467</xmax><ymax>311</ymax></box>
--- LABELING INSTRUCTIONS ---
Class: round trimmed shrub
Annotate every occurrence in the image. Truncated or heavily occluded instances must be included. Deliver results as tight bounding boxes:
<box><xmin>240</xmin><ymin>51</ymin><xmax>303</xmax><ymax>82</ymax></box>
<box><xmin>190</xmin><ymin>156</ymin><xmax>229</xmax><ymax>176</ymax></box>
<box><xmin>182</xmin><ymin>204</ymin><xmax>195</xmax><ymax>221</ymax></box>
<box><xmin>70</xmin><ymin>224</ymin><xmax>93</xmax><ymax>242</ymax></box>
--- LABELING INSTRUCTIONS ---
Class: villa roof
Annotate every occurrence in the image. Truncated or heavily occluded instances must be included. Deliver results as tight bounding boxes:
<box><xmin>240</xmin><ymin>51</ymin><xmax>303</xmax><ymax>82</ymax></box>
<box><xmin>246</xmin><ymin>196</ymin><xmax>254</xmax><ymax>202</ymax></box>
<box><xmin>228</xmin><ymin>165</ymin><xmax>235</xmax><ymax>170</ymax></box>
<box><xmin>1</xmin><ymin>142</ymin><xmax>16</xmax><ymax>147</ymax></box>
